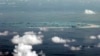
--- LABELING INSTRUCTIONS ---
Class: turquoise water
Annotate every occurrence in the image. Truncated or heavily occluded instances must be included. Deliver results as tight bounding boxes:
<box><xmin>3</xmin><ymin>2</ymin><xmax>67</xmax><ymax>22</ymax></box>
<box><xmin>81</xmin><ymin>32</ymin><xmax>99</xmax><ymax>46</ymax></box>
<box><xmin>0</xmin><ymin>12</ymin><xmax>100</xmax><ymax>28</ymax></box>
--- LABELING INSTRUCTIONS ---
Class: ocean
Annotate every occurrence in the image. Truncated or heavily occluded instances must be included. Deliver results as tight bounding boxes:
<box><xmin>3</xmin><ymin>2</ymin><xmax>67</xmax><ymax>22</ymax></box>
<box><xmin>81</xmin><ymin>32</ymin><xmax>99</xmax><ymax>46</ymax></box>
<box><xmin>0</xmin><ymin>11</ymin><xmax>100</xmax><ymax>56</ymax></box>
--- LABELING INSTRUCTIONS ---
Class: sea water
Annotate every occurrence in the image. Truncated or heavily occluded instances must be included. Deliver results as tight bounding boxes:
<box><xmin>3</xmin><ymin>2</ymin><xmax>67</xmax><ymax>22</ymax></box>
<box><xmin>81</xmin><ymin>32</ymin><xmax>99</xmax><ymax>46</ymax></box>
<box><xmin>0</xmin><ymin>12</ymin><xmax>100</xmax><ymax>56</ymax></box>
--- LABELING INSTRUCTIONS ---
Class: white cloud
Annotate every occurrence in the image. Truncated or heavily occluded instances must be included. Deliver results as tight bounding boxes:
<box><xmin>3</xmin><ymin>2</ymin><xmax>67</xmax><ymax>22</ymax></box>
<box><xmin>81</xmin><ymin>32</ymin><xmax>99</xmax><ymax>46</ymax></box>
<box><xmin>97</xmin><ymin>35</ymin><xmax>100</xmax><ymax>39</ymax></box>
<box><xmin>12</xmin><ymin>31</ymin><xmax>44</xmax><ymax>56</ymax></box>
<box><xmin>11</xmin><ymin>35</ymin><xmax>20</xmax><ymax>44</ymax></box>
<box><xmin>89</xmin><ymin>36</ymin><xmax>97</xmax><ymax>40</ymax></box>
<box><xmin>13</xmin><ymin>43</ymin><xmax>38</xmax><ymax>56</ymax></box>
<box><xmin>11</xmin><ymin>32</ymin><xmax>43</xmax><ymax>45</ymax></box>
<box><xmin>70</xmin><ymin>46</ymin><xmax>81</xmax><ymax>51</ymax></box>
<box><xmin>84</xmin><ymin>9</ymin><xmax>96</xmax><ymax>14</ymax></box>
<box><xmin>0</xmin><ymin>31</ymin><xmax>18</xmax><ymax>36</ymax></box>
<box><xmin>51</xmin><ymin>36</ymin><xmax>67</xmax><ymax>44</ymax></box>
<box><xmin>64</xmin><ymin>44</ymin><xmax>69</xmax><ymax>47</ymax></box>
<box><xmin>38</xmin><ymin>31</ymin><xmax>42</xmax><ymax>35</ymax></box>
<box><xmin>38</xmin><ymin>50</ymin><xmax>46</xmax><ymax>56</ymax></box>
<box><xmin>51</xmin><ymin>36</ymin><xmax>76</xmax><ymax>44</ymax></box>
<box><xmin>0</xmin><ymin>31</ymin><xmax>9</xmax><ymax>36</ymax></box>
<box><xmin>89</xmin><ymin>35</ymin><xmax>100</xmax><ymax>40</ymax></box>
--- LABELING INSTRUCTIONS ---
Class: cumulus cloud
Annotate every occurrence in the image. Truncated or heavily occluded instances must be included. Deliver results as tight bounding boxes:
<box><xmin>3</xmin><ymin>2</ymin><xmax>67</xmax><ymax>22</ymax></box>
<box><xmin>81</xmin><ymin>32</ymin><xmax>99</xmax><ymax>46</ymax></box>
<box><xmin>84</xmin><ymin>9</ymin><xmax>96</xmax><ymax>14</ymax></box>
<box><xmin>38</xmin><ymin>31</ymin><xmax>42</xmax><ymax>35</ymax></box>
<box><xmin>13</xmin><ymin>43</ymin><xmax>38</xmax><ymax>56</ymax></box>
<box><xmin>11</xmin><ymin>32</ymin><xmax>43</xmax><ymax>45</ymax></box>
<box><xmin>51</xmin><ymin>36</ymin><xmax>77</xmax><ymax>49</ymax></box>
<box><xmin>97</xmin><ymin>35</ymin><xmax>100</xmax><ymax>39</ymax></box>
<box><xmin>51</xmin><ymin>36</ymin><xmax>67</xmax><ymax>44</ymax></box>
<box><xmin>12</xmin><ymin>31</ymin><xmax>44</xmax><ymax>56</ymax></box>
<box><xmin>0</xmin><ymin>31</ymin><xmax>18</xmax><ymax>36</ymax></box>
<box><xmin>84</xmin><ymin>35</ymin><xmax>99</xmax><ymax>43</ymax></box>
<box><xmin>89</xmin><ymin>36</ymin><xmax>97</xmax><ymax>40</ymax></box>
<box><xmin>64</xmin><ymin>44</ymin><xmax>70</xmax><ymax>47</ymax></box>
<box><xmin>38</xmin><ymin>50</ymin><xmax>46</xmax><ymax>56</ymax></box>
<box><xmin>89</xmin><ymin>35</ymin><xmax>100</xmax><ymax>40</ymax></box>
<box><xmin>51</xmin><ymin>36</ymin><xmax>76</xmax><ymax>44</ymax></box>
<box><xmin>70</xmin><ymin>46</ymin><xmax>81</xmax><ymax>51</ymax></box>
<box><xmin>0</xmin><ymin>31</ymin><xmax>9</xmax><ymax>36</ymax></box>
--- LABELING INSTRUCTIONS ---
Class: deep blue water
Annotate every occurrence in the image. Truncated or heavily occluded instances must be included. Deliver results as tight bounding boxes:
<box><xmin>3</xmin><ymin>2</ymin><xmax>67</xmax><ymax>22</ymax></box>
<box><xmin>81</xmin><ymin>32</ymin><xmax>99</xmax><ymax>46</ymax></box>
<box><xmin>0</xmin><ymin>27</ymin><xmax>100</xmax><ymax>56</ymax></box>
